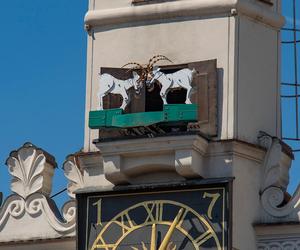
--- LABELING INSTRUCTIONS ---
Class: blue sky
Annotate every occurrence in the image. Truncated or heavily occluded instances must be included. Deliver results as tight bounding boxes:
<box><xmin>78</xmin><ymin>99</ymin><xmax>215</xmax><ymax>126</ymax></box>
<box><xmin>281</xmin><ymin>0</ymin><xmax>300</xmax><ymax>193</ymax></box>
<box><xmin>0</xmin><ymin>1</ymin><xmax>299</xmax><ymax>209</ymax></box>
<box><xmin>0</xmin><ymin>1</ymin><xmax>88</xmax><ymax>207</ymax></box>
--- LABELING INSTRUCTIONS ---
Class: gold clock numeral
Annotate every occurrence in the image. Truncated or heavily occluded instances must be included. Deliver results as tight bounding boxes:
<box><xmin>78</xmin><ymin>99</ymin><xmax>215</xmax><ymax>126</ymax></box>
<box><xmin>155</xmin><ymin>202</ymin><xmax>164</xmax><ymax>221</ymax></box>
<box><xmin>92</xmin><ymin>235</ymin><xmax>112</xmax><ymax>250</ymax></box>
<box><xmin>144</xmin><ymin>201</ymin><xmax>164</xmax><ymax>223</ymax></box>
<box><xmin>93</xmin><ymin>199</ymin><xmax>102</xmax><ymax>226</ymax></box>
<box><xmin>176</xmin><ymin>208</ymin><xmax>188</xmax><ymax>227</ymax></box>
<box><xmin>203</xmin><ymin>192</ymin><xmax>220</xmax><ymax>219</ymax></box>
<box><xmin>114</xmin><ymin>211</ymin><xmax>136</xmax><ymax>235</ymax></box>
<box><xmin>194</xmin><ymin>230</ymin><xmax>214</xmax><ymax>247</ymax></box>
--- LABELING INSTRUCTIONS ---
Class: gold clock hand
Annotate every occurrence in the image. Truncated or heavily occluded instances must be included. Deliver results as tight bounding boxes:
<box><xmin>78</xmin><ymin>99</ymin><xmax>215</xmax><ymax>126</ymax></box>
<box><xmin>158</xmin><ymin>208</ymin><xmax>184</xmax><ymax>250</ymax></box>
<box><xmin>150</xmin><ymin>223</ymin><xmax>156</xmax><ymax>250</ymax></box>
<box><xmin>166</xmin><ymin>242</ymin><xmax>176</xmax><ymax>250</ymax></box>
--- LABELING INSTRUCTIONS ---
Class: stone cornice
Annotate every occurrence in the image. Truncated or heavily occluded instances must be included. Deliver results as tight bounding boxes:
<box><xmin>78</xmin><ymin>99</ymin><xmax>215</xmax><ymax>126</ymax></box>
<box><xmin>96</xmin><ymin>134</ymin><xmax>208</xmax><ymax>156</ymax></box>
<box><xmin>84</xmin><ymin>0</ymin><xmax>285</xmax><ymax>30</ymax></box>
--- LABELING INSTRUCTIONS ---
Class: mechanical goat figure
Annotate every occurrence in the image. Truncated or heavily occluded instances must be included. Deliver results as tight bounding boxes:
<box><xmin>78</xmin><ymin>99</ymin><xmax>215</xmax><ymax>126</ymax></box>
<box><xmin>97</xmin><ymin>71</ymin><xmax>141</xmax><ymax>110</ymax></box>
<box><xmin>148</xmin><ymin>67</ymin><xmax>196</xmax><ymax>104</ymax></box>
<box><xmin>96</xmin><ymin>55</ymin><xmax>190</xmax><ymax>110</ymax></box>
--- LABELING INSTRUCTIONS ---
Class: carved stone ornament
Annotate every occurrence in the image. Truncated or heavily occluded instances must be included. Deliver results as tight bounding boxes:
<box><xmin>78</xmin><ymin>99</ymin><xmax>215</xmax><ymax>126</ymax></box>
<box><xmin>258</xmin><ymin>239</ymin><xmax>300</xmax><ymax>250</ymax></box>
<box><xmin>258</xmin><ymin>132</ymin><xmax>300</xmax><ymax>221</ymax></box>
<box><xmin>0</xmin><ymin>143</ymin><xmax>76</xmax><ymax>242</ymax></box>
<box><xmin>6</xmin><ymin>142</ymin><xmax>56</xmax><ymax>198</ymax></box>
<box><xmin>63</xmin><ymin>155</ymin><xmax>84</xmax><ymax>198</ymax></box>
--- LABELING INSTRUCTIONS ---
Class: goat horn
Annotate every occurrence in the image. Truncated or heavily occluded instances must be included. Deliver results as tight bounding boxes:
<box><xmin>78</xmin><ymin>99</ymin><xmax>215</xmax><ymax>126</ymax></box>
<box><xmin>147</xmin><ymin>55</ymin><xmax>173</xmax><ymax>71</ymax></box>
<box><xmin>121</xmin><ymin>62</ymin><xmax>144</xmax><ymax>69</ymax></box>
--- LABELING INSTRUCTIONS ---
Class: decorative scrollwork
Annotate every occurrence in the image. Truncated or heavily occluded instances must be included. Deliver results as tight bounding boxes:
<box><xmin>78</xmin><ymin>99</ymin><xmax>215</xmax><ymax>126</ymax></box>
<box><xmin>261</xmin><ymin>185</ymin><xmax>300</xmax><ymax>218</ymax></box>
<box><xmin>258</xmin><ymin>132</ymin><xmax>300</xmax><ymax>220</ymax></box>
<box><xmin>25</xmin><ymin>193</ymin><xmax>76</xmax><ymax>234</ymax></box>
<box><xmin>0</xmin><ymin>193</ymin><xmax>76</xmax><ymax>236</ymax></box>
<box><xmin>0</xmin><ymin>196</ymin><xmax>25</xmax><ymax>226</ymax></box>
<box><xmin>258</xmin><ymin>240</ymin><xmax>300</xmax><ymax>249</ymax></box>
<box><xmin>62</xmin><ymin>200</ymin><xmax>76</xmax><ymax>224</ymax></box>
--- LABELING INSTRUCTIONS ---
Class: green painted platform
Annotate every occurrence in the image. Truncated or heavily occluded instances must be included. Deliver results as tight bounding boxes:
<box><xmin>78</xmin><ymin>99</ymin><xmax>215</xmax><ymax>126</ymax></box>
<box><xmin>89</xmin><ymin>104</ymin><xmax>197</xmax><ymax>129</ymax></box>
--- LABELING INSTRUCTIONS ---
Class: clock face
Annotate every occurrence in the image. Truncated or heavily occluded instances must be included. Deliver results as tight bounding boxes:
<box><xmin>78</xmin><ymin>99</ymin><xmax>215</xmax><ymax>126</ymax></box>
<box><xmin>77</xmin><ymin>181</ymin><xmax>231</xmax><ymax>250</ymax></box>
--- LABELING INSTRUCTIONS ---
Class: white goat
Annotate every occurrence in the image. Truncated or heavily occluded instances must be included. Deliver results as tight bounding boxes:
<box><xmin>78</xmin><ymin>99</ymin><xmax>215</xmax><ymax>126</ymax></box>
<box><xmin>97</xmin><ymin>71</ymin><xmax>141</xmax><ymax>110</ymax></box>
<box><xmin>149</xmin><ymin>67</ymin><xmax>196</xmax><ymax>104</ymax></box>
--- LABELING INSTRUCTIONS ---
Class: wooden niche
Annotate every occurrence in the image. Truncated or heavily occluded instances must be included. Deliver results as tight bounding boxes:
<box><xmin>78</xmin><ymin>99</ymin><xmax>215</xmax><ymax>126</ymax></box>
<box><xmin>100</xmin><ymin>59</ymin><xmax>218</xmax><ymax>138</ymax></box>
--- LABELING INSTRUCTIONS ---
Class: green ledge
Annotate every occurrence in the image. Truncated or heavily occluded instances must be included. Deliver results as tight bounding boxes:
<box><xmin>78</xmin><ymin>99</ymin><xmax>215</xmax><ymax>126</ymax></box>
<box><xmin>89</xmin><ymin>104</ymin><xmax>198</xmax><ymax>129</ymax></box>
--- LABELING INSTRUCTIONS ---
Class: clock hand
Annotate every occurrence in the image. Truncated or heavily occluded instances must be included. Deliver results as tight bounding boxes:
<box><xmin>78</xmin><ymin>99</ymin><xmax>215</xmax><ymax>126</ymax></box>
<box><xmin>150</xmin><ymin>223</ymin><xmax>156</xmax><ymax>250</ymax></box>
<box><xmin>158</xmin><ymin>208</ymin><xmax>184</xmax><ymax>250</ymax></box>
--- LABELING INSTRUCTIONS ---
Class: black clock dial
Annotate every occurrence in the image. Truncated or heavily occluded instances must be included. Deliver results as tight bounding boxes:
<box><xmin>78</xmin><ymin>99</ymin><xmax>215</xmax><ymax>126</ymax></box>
<box><xmin>77</xmin><ymin>180</ymin><xmax>232</xmax><ymax>250</ymax></box>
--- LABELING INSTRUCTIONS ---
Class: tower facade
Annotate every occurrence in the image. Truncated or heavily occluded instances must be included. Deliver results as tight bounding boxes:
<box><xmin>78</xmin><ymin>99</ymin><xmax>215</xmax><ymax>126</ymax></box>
<box><xmin>79</xmin><ymin>1</ymin><xmax>289</xmax><ymax>249</ymax></box>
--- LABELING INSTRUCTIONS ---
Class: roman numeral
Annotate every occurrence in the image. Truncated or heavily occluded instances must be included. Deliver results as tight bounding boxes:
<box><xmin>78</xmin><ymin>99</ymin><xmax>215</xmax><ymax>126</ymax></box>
<box><xmin>144</xmin><ymin>201</ymin><xmax>164</xmax><ymax>223</ymax></box>
<box><xmin>194</xmin><ymin>230</ymin><xmax>214</xmax><ymax>247</ymax></box>
<box><xmin>114</xmin><ymin>212</ymin><xmax>136</xmax><ymax>235</ymax></box>
<box><xmin>176</xmin><ymin>208</ymin><xmax>188</xmax><ymax>228</ymax></box>
<box><xmin>92</xmin><ymin>235</ymin><xmax>113</xmax><ymax>250</ymax></box>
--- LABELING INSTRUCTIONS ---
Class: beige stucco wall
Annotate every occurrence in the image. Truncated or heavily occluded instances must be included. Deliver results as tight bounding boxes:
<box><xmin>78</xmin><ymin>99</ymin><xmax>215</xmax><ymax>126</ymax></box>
<box><xmin>236</xmin><ymin>16</ymin><xmax>281</xmax><ymax>142</ymax></box>
<box><xmin>84</xmin><ymin>13</ymin><xmax>235</xmax><ymax>151</ymax></box>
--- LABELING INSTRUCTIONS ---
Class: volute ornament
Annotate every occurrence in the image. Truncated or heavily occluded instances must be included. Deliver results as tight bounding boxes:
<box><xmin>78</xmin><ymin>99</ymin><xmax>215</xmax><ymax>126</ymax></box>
<box><xmin>258</xmin><ymin>132</ymin><xmax>300</xmax><ymax>221</ymax></box>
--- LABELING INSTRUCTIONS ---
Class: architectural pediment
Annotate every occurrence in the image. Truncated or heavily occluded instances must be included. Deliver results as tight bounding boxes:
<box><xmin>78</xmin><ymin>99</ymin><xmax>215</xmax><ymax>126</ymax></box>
<box><xmin>0</xmin><ymin>143</ymin><xmax>76</xmax><ymax>245</ymax></box>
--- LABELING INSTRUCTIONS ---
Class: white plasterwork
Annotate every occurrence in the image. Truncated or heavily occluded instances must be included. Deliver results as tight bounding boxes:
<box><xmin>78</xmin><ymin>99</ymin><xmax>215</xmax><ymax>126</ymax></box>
<box><xmin>258</xmin><ymin>132</ymin><xmax>300</xmax><ymax>222</ymax></box>
<box><xmin>0</xmin><ymin>194</ymin><xmax>76</xmax><ymax>242</ymax></box>
<box><xmin>258</xmin><ymin>240</ymin><xmax>300</xmax><ymax>250</ymax></box>
<box><xmin>0</xmin><ymin>143</ymin><xmax>76</xmax><ymax>243</ymax></box>
<box><xmin>6</xmin><ymin>142</ymin><xmax>56</xmax><ymax>198</ymax></box>
<box><xmin>63</xmin><ymin>155</ymin><xmax>84</xmax><ymax>198</ymax></box>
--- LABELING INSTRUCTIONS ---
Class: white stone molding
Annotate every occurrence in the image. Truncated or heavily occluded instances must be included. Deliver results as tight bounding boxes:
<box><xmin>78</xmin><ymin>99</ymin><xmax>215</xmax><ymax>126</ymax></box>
<box><xmin>0</xmin><ymin>143</ymin><xmax>76</xmax><ymax>243</ymax></box>
<box><xmin>0</xmin><ymin>194</ymin><xmax>76</xmax><ymax>242</ymax></box>
<box><xmin>96</xmin><ymin>134</ymin><xmax>208</xmax><ymax>185</ymax></box>
<box><xmin>63</xmin><ymin>155</ymin><xmax>84</xmax><ymax>198</ymax></box>
<box><xmin>85</xmin><ymin>0</ymin><xmax>284</xmax><ymax>30</ymax></box>
<box><xmin>258</xmin><ymin>240</ymin><xmax>300</xmax><ymax>250</ymax></box>
<box><xmin>6</xmin><ymin>142</ymin><xmax>56</xmax><ymax>198</ymax></box>
<box><xmin>256</xmin><ymin>224</ymin><xmax>300</xmax><ymax>250</ymax></box>
<box><xmin>258</xmin><ymin>132</ymin><xmax>300</xmax><ymax>221</ymax></box>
